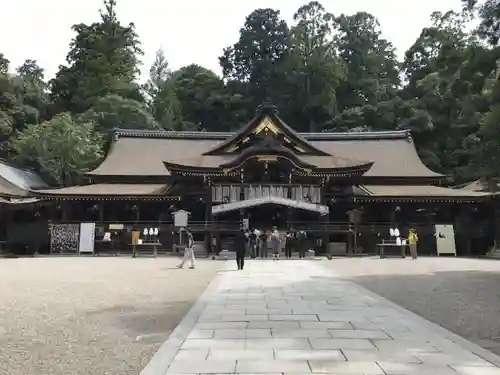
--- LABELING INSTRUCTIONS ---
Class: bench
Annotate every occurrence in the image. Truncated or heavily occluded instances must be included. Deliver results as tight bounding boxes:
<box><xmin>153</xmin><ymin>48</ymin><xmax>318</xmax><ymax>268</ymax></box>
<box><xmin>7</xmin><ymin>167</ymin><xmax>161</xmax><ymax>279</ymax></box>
<box><xmin>131</xmin><ymin>242</ymin><xmax>161</xmax><ymax>258</ymax></box>
<box><xmin>376</xmin><ymin>240</ymin><xmax>408</xmax><ymax>259</ymax></box>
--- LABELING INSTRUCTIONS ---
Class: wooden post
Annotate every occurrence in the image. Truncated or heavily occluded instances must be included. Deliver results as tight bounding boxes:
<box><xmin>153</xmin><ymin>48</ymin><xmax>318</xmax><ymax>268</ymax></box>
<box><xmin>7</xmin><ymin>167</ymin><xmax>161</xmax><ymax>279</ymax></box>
<box><xmin>320</xmin><ymin>184</ymin><xmax>329</xmax><ymax>256</ymax></box>
<box><xmin>205</xmin><ymin>183</ymin><xmax>212</xmax><ymax>255</ymax></box>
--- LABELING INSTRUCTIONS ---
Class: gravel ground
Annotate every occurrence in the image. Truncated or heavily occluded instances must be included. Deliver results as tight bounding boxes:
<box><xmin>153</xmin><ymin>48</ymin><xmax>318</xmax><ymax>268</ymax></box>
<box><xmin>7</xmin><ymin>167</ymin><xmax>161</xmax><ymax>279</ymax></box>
<box><xmin>322</xmin><ymin>257</ymin><xmax>500</xmax><ymax>355</ymax></box>
<box><xmin>0</xmin><ymin>257</ymin><xmax>222</xmax><ymax>375</ymax></box>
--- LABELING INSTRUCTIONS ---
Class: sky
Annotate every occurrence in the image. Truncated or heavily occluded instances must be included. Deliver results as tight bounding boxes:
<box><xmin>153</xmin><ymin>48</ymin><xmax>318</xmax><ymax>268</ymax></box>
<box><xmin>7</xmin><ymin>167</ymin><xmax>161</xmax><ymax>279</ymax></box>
<box><xmin>1</xmin><ymin>0</ymin><xmax>464</xmax><ymax>82</ymax></box>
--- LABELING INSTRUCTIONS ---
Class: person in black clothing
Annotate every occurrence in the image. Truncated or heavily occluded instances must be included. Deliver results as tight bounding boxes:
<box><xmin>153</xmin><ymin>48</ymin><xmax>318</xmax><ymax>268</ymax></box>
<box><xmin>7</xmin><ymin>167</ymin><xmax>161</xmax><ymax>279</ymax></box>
<box><xmin>248</xmin><ymin>229</ymin><xmax>257</xmax><ymax>259</ymax></box>
<box><xmin>235</xmin><ymin>228</ymin><xmax>247</xmax><ymax>270</ymax></box>
<box><xmin>285</xmin><ymin>230</ymin><xmax>294</xmax><ymax>258</ymax></box>
<box><xmin>296</xmin><ymin>230</ymin><xmax>307</xmax><ymax>259</ymax></box>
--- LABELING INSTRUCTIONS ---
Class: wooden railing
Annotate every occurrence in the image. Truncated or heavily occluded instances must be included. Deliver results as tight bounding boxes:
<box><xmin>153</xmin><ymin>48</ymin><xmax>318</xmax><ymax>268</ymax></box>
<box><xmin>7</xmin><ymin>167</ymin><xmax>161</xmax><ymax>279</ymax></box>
<box><xmin>46</xmin><ymin>220</ymin><xmax>464</xmax><ymax>235</ymax></box>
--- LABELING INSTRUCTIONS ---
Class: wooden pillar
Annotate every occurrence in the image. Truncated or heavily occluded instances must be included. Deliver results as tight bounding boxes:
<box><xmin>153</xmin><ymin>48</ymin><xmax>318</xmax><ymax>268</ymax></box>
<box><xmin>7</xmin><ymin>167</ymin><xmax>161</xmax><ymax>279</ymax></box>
<box><xmin>99</xmin><ymin>201</ymin><xmax>105</xmax><ymax>224</ymax></box>
<box><xmin>204</xmin><ymin>182</ymin><xmax>213</xmax><ymax>254</ymax></box>
<box><xmin>320</xmin><ymin>183</ymin><xmax>329</xmax><ymax>255</ymax></box>
<box><xmin>134</xmin><ymin>202</ymin><xmax>140</xmax><ymax>223</ymax></box>
<box><xmin>493</xmin><ymin>201</ymin><xmax>500</xmax><ymax>250</ymax></box>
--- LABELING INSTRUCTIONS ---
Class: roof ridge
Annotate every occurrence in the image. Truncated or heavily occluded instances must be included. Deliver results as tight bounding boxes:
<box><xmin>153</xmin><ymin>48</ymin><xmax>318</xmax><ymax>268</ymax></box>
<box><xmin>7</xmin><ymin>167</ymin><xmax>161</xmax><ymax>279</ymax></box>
<box><xmin>113</xmin><ymin>128</ymin><xmax>411</xmax><ymax>141</ymax></box>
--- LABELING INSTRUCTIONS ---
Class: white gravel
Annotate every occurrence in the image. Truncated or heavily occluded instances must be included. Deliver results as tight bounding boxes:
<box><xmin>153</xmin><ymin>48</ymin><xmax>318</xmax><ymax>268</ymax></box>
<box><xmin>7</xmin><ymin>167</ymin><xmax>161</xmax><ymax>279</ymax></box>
<box><xmin>0</xmin><ymin>257</ymin><xmax>222</xmax><ymax>375</ymax></box>
<box><xmin>322</xmin><ymin>257</ymin><xmax>500</xmax><ymax>355</ymax></box>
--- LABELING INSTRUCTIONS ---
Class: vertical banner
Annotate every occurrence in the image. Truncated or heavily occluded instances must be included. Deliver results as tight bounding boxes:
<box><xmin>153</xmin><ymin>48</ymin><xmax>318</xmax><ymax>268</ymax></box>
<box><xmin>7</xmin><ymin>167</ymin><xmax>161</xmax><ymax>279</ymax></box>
<box><xmin>435</xmin><ymin>224</ymin><xmax>457</xmax><ymax>256</ymax></box>
<box><xmin>79</xmin><ymin>222</ymin><xmax>96</xmax><ymax>254</ymax></box>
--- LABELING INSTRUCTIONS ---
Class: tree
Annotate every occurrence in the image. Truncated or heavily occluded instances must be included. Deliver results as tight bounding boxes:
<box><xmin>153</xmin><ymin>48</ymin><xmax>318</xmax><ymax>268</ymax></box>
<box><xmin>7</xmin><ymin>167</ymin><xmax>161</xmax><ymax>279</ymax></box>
<box><xmin>476</xmin><ymin>0</ymin><xmax>500</xmax><ymax>45</ymax></box>
<box><xmin>469</xmin><ymin>0</ymin><xmax>500</xmax><ymax>184</ymax></box>
<box><xmin>16</xmin><ymin>59</ymin><xmax>50</xmax><ymax>123</ymax></box>
<box><xmin>143</xmin><ymin>49</ymin><xmax>182</xmax><ymax>128</ymax></box>
<box><xmin>79</xmin><ymin>94</ymin><xmax>159</xmax><ymax>132</ymax></box>
<box><xmin>334</xmin><ymin>12</ymin><xmax>400</xmax><ymax>111</ymax></box>
<box><xmin>144</xmin><ymin>48</ymin><xmax>170</xmax><ymax>102</ymax></box>
<box><xmin>286</xmin><ymin>1</ymin><xmax>345</xmax><ymax>131</ymax></box>
<box><xmin>11</xmin><ymin>113</ymin><xmax>104</xmax><ymax>185</ymax></box>
<box><xmin>170</xmin><ymin>64</ymin><xmax>236</xmax><ymax>131</ymax></box>
<box><xmin>401</xmin><ymin>11</ymin><xmax>489</xmax><ymax>181</ymax></box>
<box><xmin>0</xmin><ymin>55</ymin><xmax>31</xmax><ymax>156</ymax></box>
<box><xmin>0</xmin><ymin>53</ymin><xmax>9</xmax><ymax>75</ymax></box>
<box><xmin>219</xmin><ymin>8</ymin><xmax>291</xmax><ymax>106</ymax></box>
<box><xmin>50</xmin><ymin>0</ymin><xmax>143</xmax><ymax>113</ymax></box>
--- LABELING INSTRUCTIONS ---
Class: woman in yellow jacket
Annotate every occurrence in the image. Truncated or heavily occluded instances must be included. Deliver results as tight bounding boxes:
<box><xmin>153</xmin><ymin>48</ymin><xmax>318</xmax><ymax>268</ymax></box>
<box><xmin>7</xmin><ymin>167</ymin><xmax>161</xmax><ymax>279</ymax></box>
<box><xmin>408</xmin><ymin>228</ymin><xmax>419</xmax><ymax>259</ymax></box>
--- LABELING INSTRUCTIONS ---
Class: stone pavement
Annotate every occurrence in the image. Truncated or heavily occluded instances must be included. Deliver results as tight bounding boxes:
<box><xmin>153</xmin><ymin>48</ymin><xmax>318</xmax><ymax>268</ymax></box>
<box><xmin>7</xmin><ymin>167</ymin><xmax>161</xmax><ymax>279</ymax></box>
<box><xmin>141</xmin><ymin>260</ymin><xmax>500</xmax><ymax>375</ymax></box>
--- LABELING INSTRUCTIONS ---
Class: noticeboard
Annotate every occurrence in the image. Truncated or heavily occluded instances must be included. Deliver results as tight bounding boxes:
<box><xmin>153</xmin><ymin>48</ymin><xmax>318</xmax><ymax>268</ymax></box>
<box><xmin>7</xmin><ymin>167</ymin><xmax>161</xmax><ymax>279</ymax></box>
<box><xmin>173</xmin><ymin>210</ymin><xmax>189</xmax><ymax>227</ymax></box>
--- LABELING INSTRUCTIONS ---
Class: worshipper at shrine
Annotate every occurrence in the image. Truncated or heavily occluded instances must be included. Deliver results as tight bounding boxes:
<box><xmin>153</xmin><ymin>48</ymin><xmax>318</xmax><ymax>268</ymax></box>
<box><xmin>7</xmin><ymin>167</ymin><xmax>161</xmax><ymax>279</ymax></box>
<box><xmin>270</xmin><ymin>226</ymin><xmax>281</xmax><ymax>261</ymax></box>
<box><xmin>296</xmin><ymin>229</ymin><xmax>308</xmax><ymax>258</ymax></box>
<box><xmin>285</xmin><ymin>230</ymin><xmax>294</xmax><ymax>258</ymax></box>
<box><xmin>235</xmin><ymin>228</ymin><xmax>248</xmax><ymax>270</ymax></box>
<box><xmin>248</xmin><ymin>228</ymin><xmax>258</xmax><ymax>259</ymax></box>
<box><xmin>259</xmin><ymin>229</ymin><xmax>268</xmax><ymax>258</ymax></box>
<box><xmin>408</xmin><ymin>228</ymin><xmax>419</xmax><ymax>260</ymax></box>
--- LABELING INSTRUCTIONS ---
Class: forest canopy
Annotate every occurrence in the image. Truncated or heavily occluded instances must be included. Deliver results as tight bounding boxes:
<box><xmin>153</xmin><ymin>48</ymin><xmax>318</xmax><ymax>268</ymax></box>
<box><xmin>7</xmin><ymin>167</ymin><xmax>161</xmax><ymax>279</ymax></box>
<box><xmin>1</xmin><ymin>0</ymin><xmax>500</xmax><ymax>187</ymax></box>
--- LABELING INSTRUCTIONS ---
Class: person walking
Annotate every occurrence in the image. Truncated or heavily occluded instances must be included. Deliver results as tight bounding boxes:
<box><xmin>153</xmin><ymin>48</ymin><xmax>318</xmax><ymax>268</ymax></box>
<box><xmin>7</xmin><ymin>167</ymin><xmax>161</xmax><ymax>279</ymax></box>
<box><xmin>270</xmin><ymin>226</ymin><xmax>281</xmax><ymax>262</ymax></box>
<box><xmin>235</xmin><ymin>228</ymin><xmax>247</xmax><ymax>270</ymax></box>
<box><xmin>296</xmin><ymin>229</ymin><xmax>307</xmax><ymax>259</ymax></box>
<box><xmin>408</xmin><ymin>228</ymin><xmax>419</xmax><ymax>260</ymax></box>
<box><xmin>177</xmin><ymin>227</ymin><xmax>195</xmax><ymax>269</ymax></box>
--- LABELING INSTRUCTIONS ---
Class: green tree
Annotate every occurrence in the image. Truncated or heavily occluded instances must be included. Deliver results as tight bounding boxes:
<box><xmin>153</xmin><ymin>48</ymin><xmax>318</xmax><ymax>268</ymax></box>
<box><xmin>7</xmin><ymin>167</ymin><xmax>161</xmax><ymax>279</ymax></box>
<box><xmin>12</xmin><ymin>113</ymin><xmax>104</xmax><ymax>185</ymax></box>
<box><xmin>0</xmin><ymin>55</ymin><xmax>37</xmax><ymax>156</ymax></box>
<box><xmin>16</xmin><ymin>59</ymin><xmax>50</xmax><ymax>123</ymax></box>
<box><xmin>401</xmin><ymin>11</ymin><xmax>489</xmax><ymax>181</ymax></box>
<box><xmin>286</xmin><ymin>1</ymin><xmax>345</xmax><ymax>131</ymax></box>
<box><xmin>50</xmin><ymin>0</ymin><xmax>143</xmax><ymax>113</ymax></box>
<box><xmin>220</xmin><ymin>8</ymin><xmax>291</xmax><ymax>106</ymax></box>
<box><xmin>79</xmin><ymin>94</ymin><xmax>159</xmax><ymax>132</ymax></box>
<box><xmin>0</xmin><ymin>53</ymin><xmax>9</xmax><ymax>75</ymax></box>
<box><xmin>171</xmin><ymin>64</ymin><xmax>243</xmax><ymax>131</ymax></box>
<box><xmin>470</xmin><ymin>0</ymin><xmax>500</xmax><ymax>184</ymax></box>
<box><xmin>143</xmin><ymin>49</ymin><xmax>182</xmax><ymax>128</ymax></box>
<box><xmin>334</xmin><ymin>12</ymin><xmax>400</xmax><ymax>111</ymax></box>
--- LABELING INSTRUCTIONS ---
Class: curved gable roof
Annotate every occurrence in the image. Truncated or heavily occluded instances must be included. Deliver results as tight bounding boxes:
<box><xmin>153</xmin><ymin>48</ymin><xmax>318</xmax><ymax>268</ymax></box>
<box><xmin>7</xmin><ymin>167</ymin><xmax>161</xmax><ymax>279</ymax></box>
<box><xmin>89</xmin><ymin>128</ymin><xmax>441</xmax><ymax>179</ymax></box>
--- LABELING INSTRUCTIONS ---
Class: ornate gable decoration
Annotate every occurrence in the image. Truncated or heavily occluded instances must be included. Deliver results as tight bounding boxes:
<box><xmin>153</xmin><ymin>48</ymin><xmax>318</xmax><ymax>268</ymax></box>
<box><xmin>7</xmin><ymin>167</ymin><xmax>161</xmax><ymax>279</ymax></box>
<box><xmin>224</xmin><ymin>116</ymin><xmax>307</xmax><ymax>155</ymax></box>
<box><xmin>204</xmin><ymin>104</ymin><xmax>330</xmax><ymax>156</ymax></box>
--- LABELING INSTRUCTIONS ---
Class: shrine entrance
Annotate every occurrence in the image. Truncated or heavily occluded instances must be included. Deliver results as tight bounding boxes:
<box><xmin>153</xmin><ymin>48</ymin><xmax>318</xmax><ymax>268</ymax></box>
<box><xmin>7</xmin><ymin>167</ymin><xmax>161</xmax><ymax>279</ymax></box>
<box><xmin>211</xmin><ymin>196</ymin><xmax>329</xmax><ymax>231</ymax></box>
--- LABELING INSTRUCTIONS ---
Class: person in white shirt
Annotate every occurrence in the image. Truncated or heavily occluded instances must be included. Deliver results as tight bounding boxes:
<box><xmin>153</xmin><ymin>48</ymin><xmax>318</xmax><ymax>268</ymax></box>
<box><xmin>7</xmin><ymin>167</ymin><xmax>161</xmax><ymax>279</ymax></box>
<box><xmin>177</xmin><ymin>228</ymin><xmax>195</xmax><ymax>269</ymax></box>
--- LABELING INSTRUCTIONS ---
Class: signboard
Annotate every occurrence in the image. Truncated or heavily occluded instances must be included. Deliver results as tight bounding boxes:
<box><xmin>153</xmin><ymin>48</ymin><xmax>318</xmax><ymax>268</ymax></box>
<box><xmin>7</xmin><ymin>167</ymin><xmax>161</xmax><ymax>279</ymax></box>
<box><xmin>78</xmin><ymin>222</ymin><xmax>95</xmax><ymax>254</ymax></box>
<box><xmin>173</xmin><ymin>210</ymin><xmax>189</xmax><ymax>227</ymax></box>
<box><xmin>435</xmin><ymin>224</ymin><xmax>457</xmax><ymax>256</ymax></box>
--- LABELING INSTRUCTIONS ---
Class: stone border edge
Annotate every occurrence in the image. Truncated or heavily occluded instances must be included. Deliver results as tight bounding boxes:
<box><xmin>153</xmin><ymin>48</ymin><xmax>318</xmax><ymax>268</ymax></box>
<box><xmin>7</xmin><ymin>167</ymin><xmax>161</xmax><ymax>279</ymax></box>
<box><xmin>140</xmin><ymin>262</ymin><xmax>227</xmax><ymax>375</ymax></box>
<box><xmin>318</xmin><ymin>263</ymin><xmax>500</xmax><ymax>367</ymax></box>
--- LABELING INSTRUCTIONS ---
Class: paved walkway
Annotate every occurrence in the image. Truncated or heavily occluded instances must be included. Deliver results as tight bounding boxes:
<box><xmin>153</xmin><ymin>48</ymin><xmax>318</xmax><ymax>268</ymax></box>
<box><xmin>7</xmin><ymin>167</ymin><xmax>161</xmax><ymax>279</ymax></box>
<box><xmin>142</xmin><ymin>260</ymin><xmax>500</xmax><ymax>375</ymax></box>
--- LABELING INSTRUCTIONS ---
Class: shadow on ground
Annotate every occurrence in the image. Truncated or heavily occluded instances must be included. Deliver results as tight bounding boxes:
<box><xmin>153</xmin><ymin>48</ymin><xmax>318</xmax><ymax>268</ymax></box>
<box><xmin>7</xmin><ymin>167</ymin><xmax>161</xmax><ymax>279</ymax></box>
<box><xmin>334</xmin><ymin>264</ymin><xmax>500</xmax><ymax>355</ymax></box>
<box><xmin>86</xmin><ymin>300</ymin><xmax>194</xmax><ymax>338</ymax></box>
